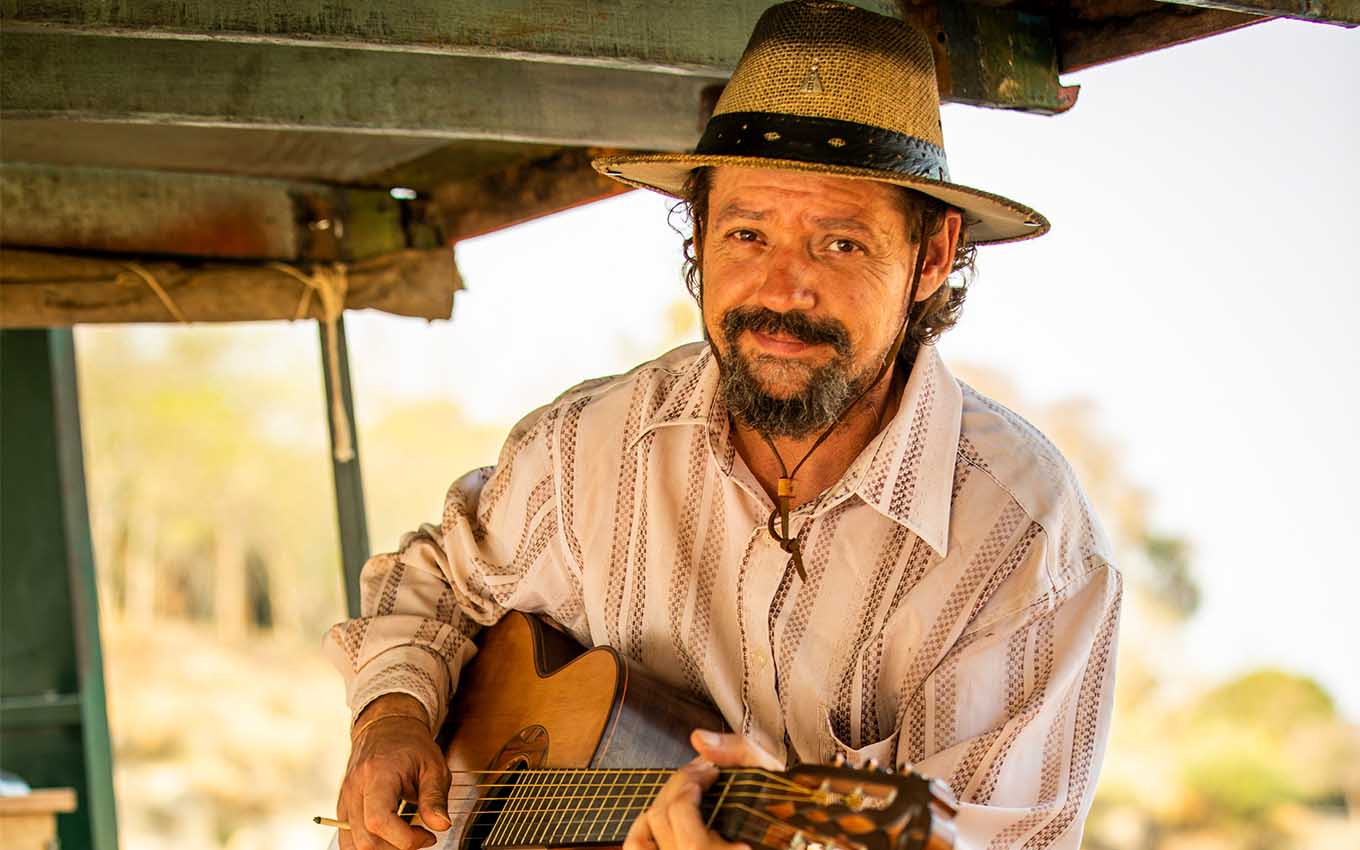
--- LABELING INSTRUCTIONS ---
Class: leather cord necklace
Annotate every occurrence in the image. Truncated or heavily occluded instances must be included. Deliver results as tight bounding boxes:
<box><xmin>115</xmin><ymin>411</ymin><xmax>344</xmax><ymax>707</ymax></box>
<box><xmin>757</xmin><ymin>216</ymin><xmax>931</xmax><ymax>582</ymax></box>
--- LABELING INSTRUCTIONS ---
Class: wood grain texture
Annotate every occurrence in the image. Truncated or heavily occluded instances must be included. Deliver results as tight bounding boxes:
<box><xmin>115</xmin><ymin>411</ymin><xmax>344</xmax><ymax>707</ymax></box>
<box><xmin>0</xmin><ymin>248</ymin><xmax>458</xmax><ymax>326</ymax></box>
<box><xmin>0</xmin><ymin>1</ymin><xmax>897</xmax><ymax>73</ymax></box>
<box><xmin>0</xmin><ymin>31</ymin><xmax>725</xmax><ymax>151</ymax></box>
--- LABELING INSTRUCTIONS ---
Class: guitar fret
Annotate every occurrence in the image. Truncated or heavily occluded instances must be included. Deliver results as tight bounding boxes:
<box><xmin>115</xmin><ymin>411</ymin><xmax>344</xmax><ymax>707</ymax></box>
<box><xmin>558</xmin><ymin>769</ymin><xmax>587</xmax><ymax>845</ymax></box>
<box><xmin>575</xmin><ymin>768</ymin><xmax>606</xmax><ymax>845</ymax></box>
<box><xmin>620</xmin><ymin>770</ymin><xmax>657</xmax><ymax>842</ymax></box>
<box><xmin>511</xmin><ymin>769</ymin><xmax>540</xmax><ymax>848</ymax></box>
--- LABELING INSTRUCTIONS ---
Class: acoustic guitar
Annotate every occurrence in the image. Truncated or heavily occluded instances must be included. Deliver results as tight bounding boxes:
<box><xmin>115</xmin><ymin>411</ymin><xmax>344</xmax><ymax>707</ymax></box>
<box><xmin>410</xmin><ymin>611</ymin><xmax>957</xmax><ymax>850</ymax></box>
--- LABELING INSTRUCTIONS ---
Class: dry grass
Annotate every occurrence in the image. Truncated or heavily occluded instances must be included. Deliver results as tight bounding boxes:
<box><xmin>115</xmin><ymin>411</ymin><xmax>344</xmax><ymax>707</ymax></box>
<box><xmin>104</xmin><ymin>617</ymin><xmax>349</xmax><ymax>850</ymax></box>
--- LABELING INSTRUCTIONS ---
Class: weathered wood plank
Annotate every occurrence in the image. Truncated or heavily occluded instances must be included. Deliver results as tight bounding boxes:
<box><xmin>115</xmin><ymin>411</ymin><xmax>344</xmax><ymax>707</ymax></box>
<box><xmin>431</xmin><ymin>148</ymin><xmax>632</xmax><ymax>242</ymax></box>
<box><xmin>0</xmin><ymin>0</ymin><xmax>898</xmax><ymax>74</ymax></box>
<box><xmin>0</xmin><ymin>120</ymin><xmax>452</xmax><ymax>185</ymax></box>
<box><xmin>1</xmin><ymin>2</ymin><xmax>1074</xmax><ymax>119</ymax></box>
<box><xmin>923</xmin><ymin>1</ymin><xmax>1079</xmax><ymax>114</ymax></box>
<box><xmin>1156</xmin><ymin>0</ymin><xmax>1357</xmax><ymax>24</ymax></box>
<box><xmin>0</xmin><ymin>164</ymin><xmax>409</xmax><ymax>261</ymax></box>
<box><xmin>0</xmin><ymin>31</ymin><xmax>727</xmax><ymax>151</ymax></box>
<box><xmin>0</xmin><ymin>248</ymin><xmax>460</xmax><ymax>326</ymax></box>
<box><xmin>1057</xmin><ymin>6</ymin><xmax>1271</xmax><ymax>72</ymax></box>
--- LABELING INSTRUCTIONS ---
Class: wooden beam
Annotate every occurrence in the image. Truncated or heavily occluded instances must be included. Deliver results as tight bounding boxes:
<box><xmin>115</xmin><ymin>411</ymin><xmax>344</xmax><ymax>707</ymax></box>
<box><xmin>431</xmin><ymin>148</ymin><xmax>632</xmax><ymax>243</ymax></box>
<box><xmin>0</xmin><ymin>0</ymin><xmax>898</xmax><ymax>74</ymax></box>
<box><xmin>0</xmin><ymin>120</ymin><xmax>452</xmax><ymax>185</ymax></box>
<box><xmin>0</xmin><ymin>248</ymin><xmax>460</xmax><ymax>327</ymax></box>
<box><xmin>914</xmin><ymin>1</ymin><xmax>1080</xmax><ymax>115</ymax></box>
<box><xmin>1155</xmin><ymin>0</ymin><xmax>1358</xmax><ymax>25</ymax></box>
<box><xmin>1057</xmin><ymin>6</ymin><xmax>1272</xmax><ymax>72</ymax></box>
<box><xmin>2</xmin><ymin>1</ymin><xmax>1074</xmax><ymax>122</ymax></box>
<box><xmin>0</xmin><ymin>164</ymin><xmax>409</xmax><ymax>262</ymax></box>
<box><xmin>0</xmin><ymin>31</ymin><xmax>727</xmax><ymax>151</ymax></box>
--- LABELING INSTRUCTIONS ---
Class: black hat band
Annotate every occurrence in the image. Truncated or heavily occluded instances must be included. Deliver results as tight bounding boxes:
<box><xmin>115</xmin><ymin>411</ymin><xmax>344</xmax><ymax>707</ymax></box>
<box><xmin>695</xmin><ymin>112</ymin><xmax>951</xmax><ymax>183</ymax></box>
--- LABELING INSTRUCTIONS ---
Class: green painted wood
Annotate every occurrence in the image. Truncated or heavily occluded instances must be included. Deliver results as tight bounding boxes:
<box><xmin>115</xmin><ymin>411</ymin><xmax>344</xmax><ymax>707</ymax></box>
<box><xmin>0</xmin><ymin>693</ymin><xmax>85</xmax><ymax>728</ymax></box>
<box><xmin>318</xmin><ymin>316</ymin><xmax>369</xmax><ymax>618</ymax></box>
<box><xmin>1157</xmin><ymin>0</ymin><xmax>1358</xmax><ymax>24</ymax></box>
<box><xmin>0</xmin><ymin>163</ymin><xmax>408</xmax><ymax>262</ymax></box>
<box><xmin>936</xmin><ymin>1</ymin><xmax>1078</xmax><ymax>114</ymax></box>
<box><xmin>0</xmin><ymin>328</ymin><xmax>119</xmax><ymax>850</ymax></box>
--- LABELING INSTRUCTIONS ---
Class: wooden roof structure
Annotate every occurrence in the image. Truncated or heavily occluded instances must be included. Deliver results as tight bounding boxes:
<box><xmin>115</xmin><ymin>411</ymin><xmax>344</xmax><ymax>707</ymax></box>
<box><xmin>0</xmin><ymin>4</ymin><xmax>1353</xmax><ymax>850</ymax></box>
<box><xmin>2</xmin><ymin>0</ymin><xmax>1355</xmax><ymax>327</ymax></box>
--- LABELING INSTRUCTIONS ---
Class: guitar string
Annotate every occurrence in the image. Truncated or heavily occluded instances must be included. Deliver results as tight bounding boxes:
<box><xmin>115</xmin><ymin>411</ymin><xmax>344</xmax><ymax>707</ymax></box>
<box><xmin>446</xmin><ymin>777</ymin><xmax>805</xmax><ymax>799</ymax></box>
<box><xmin>451</xmin><ymin>768</ymin><xmax>836</xmax><ymax>846</ymax></box>
<box><xmin>442</xmin><ymin>767</ymin><xmax>807</xmax><ymax>793</ymax></box>
<box><xmin>451</xmin><ymin>775</ymin><xmax>811</xmax><ymax>822</ymax></box>
<box><xmin>457</xmin><ymin>790</ymin><xmax>826</xmax><ymax>843</ymax></box>
<box><xmin>443</xmin><ymin>790</ymin><xmax>818</xmax><ymax>814</ymax></box>
<box><xmin>461</xmin><ymin>799</ymin><xmax>858</xmax><ymax>850</ymax></box>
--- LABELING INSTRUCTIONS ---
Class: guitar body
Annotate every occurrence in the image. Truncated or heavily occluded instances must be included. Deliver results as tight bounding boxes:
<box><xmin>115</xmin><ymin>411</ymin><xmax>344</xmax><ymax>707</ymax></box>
<box><xmin>444</xmin><ymin>610</ymin><xmax>725</xmax><ymax>781</ymax></box>
<box><xmin>429</xmin><ymin>611</ymin><xmax>955</xmax><ymax>850</ymax></box>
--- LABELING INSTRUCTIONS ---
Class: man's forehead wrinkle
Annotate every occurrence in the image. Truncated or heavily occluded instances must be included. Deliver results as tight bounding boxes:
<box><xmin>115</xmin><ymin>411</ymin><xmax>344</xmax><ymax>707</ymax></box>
<box><xmin>810</xmin><ymin>216</ymin><xmax>879</xmax><ymax>238</ymax></box>
<box><xmin>715</xmin><ymin>202</ymin><xmax>768</xmax><ymax>222</ymax></box>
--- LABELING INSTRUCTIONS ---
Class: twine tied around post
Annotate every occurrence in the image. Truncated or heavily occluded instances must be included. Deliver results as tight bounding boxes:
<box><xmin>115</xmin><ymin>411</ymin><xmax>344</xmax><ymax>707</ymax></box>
<box><xmin>271</xmin><ymin>262</ymin><xmax>355</xmax><ymax>463</ymax></box>
<box><xmin>117</xmin><ymin>262</ymin><xmax>190</xmax><ymax>324</ymax></box>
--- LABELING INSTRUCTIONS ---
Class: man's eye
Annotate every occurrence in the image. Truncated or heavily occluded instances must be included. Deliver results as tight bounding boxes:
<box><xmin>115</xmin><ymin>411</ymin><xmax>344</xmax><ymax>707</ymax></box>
<box><xmin>828</xmin><ymin>238</ymin><xmax>863</xmax><ymax>254</ymax></box>
<box><xmin>729</xmin><ymin>229</ymin><xmax>761</xmax><ymax>243</ymax></box>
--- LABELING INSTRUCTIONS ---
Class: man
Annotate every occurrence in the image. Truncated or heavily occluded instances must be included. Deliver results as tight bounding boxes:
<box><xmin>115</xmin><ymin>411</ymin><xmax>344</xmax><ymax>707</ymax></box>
<box><xmin>325</xmin><ymin>3</ymin><xmax>1121</xmax><ymax>850</ymax></box>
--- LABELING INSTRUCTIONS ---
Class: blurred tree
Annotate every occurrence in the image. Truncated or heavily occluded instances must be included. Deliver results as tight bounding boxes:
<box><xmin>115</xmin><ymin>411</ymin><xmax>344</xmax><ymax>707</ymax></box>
<box><xmin>76</xmin><ymin>324</ymin><xmax>346</xmax><ymax>639</ymax></box>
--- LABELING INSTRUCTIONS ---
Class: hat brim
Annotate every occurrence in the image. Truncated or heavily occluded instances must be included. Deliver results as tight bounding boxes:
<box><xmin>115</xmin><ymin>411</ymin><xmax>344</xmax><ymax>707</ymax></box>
<box><xmin>592</xmin><ymin>153</ymin><xmax>1049</xmax><ymax>245</ymax></box>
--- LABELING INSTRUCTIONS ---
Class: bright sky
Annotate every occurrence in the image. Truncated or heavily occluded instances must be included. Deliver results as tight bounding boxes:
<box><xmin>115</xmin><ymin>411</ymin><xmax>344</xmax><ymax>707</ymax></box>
<box><xmin>347</xmin><ymin>19</ymin><xmax>1359</xmax><ymax>718</ymax></box>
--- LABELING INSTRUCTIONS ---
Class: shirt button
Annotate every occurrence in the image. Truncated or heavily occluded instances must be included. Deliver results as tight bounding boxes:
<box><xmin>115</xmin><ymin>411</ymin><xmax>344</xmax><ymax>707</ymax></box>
<box><xmin>753</xmin><ymin>649</ymin><xmax>769</xmax><ymax>669</ymax></box>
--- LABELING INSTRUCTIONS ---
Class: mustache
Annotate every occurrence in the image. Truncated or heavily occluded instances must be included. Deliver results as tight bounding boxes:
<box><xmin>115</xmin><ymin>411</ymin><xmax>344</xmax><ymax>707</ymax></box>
<box><xmin>721</xmin><ymin>307</ymin><xmax>852</xmax><ymax>356</ymax></box>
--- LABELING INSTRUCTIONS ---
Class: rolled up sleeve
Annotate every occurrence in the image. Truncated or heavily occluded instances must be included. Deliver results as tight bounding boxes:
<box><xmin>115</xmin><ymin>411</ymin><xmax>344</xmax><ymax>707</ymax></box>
<box><xmin>323</xmin><ymin>401</ymin><xmax>582</xmax><ymax>732</ymax></box>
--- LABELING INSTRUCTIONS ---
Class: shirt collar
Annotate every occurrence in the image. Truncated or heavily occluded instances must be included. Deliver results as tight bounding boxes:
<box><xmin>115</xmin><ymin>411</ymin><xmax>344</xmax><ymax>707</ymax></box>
<box><xmin>634</xmin><ymin>343</ymin><xmax>961</xmax><ymax>557</ymax></box>
<box><xmin>843</xmin><ymin>344</ymin><xmax>961</xmax><ymax>557</ymax></box>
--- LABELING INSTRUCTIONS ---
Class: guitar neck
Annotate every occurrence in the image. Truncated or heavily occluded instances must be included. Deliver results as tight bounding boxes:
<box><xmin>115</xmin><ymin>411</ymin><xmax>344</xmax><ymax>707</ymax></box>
<box><xmin>475</xmin><ymin>767</ymin><xmax>773</xmax><ymax>850</ymax></box>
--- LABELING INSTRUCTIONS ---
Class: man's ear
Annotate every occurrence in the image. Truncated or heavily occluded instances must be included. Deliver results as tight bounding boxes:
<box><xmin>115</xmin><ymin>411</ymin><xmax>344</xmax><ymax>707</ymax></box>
<box><xmin>912</xmin><ymin>209</ymin><xmax>963</xmax><ymax>303</ymax></box>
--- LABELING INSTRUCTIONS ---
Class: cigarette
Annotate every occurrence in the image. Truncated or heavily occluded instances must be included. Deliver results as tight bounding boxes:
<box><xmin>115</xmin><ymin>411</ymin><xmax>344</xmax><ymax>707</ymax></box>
<box><xmin>313</xmin><ymin>814</ymin><xmax>427</xmax><ymax>830</ymax></box>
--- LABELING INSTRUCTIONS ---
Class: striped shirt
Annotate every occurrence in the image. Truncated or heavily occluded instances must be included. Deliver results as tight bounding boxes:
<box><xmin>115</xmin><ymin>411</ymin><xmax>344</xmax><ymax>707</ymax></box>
<box><xmin>325</xmin><ymin>341</ymin><xmax>1121</xmax><ymax>849</ymax></box>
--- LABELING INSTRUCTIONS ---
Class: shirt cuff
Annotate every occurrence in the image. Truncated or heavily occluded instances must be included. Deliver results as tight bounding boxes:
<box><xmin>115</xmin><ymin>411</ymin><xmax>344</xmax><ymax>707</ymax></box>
<box><xmin>347</xmin><ymin>646</ymin><xmax>454</xmax><ymax>734</ymax></box>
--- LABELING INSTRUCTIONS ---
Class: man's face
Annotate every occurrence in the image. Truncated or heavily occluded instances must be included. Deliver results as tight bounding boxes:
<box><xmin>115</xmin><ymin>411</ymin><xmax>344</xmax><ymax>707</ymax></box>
<box><xmin>699</xmin><ymin>167</ymin><xmax>925</xmax><ymax>437</ymax></box>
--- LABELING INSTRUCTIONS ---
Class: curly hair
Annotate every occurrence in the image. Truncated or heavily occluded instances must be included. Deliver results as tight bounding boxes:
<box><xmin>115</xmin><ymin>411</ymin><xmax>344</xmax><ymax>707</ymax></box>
<box><xmin>672</xmin><ymin>167</ymin><xmax>977</xmax><ymax>351</ymax></box>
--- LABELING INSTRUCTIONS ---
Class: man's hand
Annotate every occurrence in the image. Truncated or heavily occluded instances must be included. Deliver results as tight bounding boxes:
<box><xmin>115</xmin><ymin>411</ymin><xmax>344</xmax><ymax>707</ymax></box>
<box><xmin>623</xmin><ymin>729</ymin><xmax>781</xmax><ymax>850</ymax></box>
<box><xmin>337</xmin><ymin>694</ymin><xmax>451</xmax><ymax>850</ymax></box>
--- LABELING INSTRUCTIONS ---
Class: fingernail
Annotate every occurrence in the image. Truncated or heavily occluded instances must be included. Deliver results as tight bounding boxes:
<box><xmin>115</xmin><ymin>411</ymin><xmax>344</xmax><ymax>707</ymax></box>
<box><xmin>695</xmin><ymin>730</ymin><xmax>723</xmax><ymax>747</ymax></box>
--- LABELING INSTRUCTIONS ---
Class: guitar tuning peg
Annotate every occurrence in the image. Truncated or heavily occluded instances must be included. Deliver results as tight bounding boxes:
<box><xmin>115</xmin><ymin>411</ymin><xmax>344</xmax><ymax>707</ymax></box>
<box><xmin>865</xmin><ymin>758</ymin><xmax>879</xmax><ymax>771</ymax></box>
<box><xmin>832</xmin><ymin>752</ymin><xmax>847</xmax><ymax>767</ymax></box>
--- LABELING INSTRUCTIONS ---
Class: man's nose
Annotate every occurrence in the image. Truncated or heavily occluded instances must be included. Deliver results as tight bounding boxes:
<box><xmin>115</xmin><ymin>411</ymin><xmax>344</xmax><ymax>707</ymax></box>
<box><xmin>755</xmin><ymin>245</ymin><xmax>817</xmax><ymax>313</ymax></box>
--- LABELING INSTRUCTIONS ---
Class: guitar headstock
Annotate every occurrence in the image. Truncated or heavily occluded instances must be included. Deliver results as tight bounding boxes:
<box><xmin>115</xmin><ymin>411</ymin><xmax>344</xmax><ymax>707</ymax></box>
<box><xmin>708</xmin><ymin>764</ymin><xmax>957</xmax><ymax>850</ymax></box>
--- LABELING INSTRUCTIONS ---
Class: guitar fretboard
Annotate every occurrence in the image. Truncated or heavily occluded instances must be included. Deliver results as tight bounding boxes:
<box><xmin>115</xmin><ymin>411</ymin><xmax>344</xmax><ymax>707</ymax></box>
<box><xmin>472</xmin><ymin>768</ymin><xmax>770</xmax><ymax>849</ymax></box>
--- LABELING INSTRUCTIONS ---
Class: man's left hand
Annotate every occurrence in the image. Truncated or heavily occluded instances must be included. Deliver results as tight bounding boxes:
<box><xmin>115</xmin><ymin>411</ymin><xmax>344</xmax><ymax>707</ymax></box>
<box><xmin>623</xmin><ymin>729</ymin><xmax>781</xmax><ymax>850</ymax></box>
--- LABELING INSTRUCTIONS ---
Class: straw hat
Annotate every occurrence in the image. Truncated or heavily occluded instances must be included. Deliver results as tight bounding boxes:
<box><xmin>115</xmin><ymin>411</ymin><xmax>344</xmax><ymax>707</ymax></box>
<box><xmin>593</xmin><ymin>0</ymin><xmax>1048</xmax><ymax>245</ymax></box>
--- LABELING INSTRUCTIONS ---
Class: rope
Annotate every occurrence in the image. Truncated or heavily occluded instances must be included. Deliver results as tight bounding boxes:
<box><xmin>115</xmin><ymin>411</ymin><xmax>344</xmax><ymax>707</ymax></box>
<box><xmin>117</xmin><ymin>263</ymin><xmax>189</xmax><ymax>324</ymax></box>
<box><xmin>271</xmin><ymin>261</ymin><xmax>356</xmax><ymax>463</ymax></box>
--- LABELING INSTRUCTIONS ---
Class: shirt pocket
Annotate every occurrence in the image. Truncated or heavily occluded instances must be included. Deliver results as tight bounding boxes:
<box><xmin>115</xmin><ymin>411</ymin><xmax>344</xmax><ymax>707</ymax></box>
<box><xmin>820</xmin><ymin>712</ymin><xmax>900</xmax><ymax>769</ymax></box>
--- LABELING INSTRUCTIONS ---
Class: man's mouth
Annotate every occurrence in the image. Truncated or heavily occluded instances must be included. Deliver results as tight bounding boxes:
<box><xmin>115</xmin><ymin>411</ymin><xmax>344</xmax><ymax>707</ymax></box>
<box><xmin>748</xmin><ymin>329</ymin><xmax>819</xmax><ymax>355</ymax></box>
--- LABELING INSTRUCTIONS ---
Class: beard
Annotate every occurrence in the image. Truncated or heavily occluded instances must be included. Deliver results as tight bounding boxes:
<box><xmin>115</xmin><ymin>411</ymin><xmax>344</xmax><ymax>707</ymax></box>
<box><xmin>716</xmin><ymin>306</ymin><xmax>875</xmax><ymax>438</ymax></box>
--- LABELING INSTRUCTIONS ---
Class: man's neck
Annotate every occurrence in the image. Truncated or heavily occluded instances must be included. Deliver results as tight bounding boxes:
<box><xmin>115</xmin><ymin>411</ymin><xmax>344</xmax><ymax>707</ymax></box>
<box><xmin>730</xmin><ymin>365</ymin><xmax>906</xmax><ymax>510</ymax></box>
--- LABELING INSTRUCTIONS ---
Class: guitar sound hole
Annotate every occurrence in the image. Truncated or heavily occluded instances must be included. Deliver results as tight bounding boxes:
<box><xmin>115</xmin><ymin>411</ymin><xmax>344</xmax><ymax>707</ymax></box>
<box><xmin>460</xmin><ymin>758</ymin><xmax>528</xmax><ymax>850</ymax></box>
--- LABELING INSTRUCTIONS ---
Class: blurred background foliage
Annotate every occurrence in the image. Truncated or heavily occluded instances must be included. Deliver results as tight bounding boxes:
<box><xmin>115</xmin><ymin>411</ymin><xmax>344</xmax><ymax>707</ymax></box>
<box><xmin>72</xmin><ymin>310</ymin><xmax>1357</xmax><ymax>850</ymax></box>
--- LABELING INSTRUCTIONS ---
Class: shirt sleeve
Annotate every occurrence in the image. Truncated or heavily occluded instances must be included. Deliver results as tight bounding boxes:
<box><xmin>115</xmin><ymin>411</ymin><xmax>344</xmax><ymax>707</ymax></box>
<box><xmin>322</xmin><ymin>401</ymin><xmax>584</xmax><ymax>732</ymax></box>
<box><xmin>904</xmin><ymin>554</ymin><xmax>1122</xmax><ymax>850</ymax></box>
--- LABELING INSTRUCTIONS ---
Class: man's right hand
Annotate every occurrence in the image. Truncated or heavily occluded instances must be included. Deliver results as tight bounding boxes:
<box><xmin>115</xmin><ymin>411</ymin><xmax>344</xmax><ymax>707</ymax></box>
<box><xmin>337</xmin><ymin>694</ymin><xmax>452</xmax><ymax>850</ymax></box>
